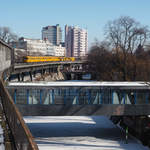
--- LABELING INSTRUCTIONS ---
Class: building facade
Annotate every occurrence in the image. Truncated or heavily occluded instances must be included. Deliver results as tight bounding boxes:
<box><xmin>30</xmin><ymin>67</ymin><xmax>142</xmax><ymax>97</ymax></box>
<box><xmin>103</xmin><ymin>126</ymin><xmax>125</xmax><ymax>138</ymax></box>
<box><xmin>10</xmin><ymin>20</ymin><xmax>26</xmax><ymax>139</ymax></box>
<box><xmin>42</xmin><ymin>24</ymin><xmax>62</xmax><ymax>45</ymax></box>
<box><xmin>11</xmin><ymin>37</ymin><xmax>65</xmax><ymax>57</ymax></box>
<box><xmin>65</xmin><ymin>25</ymin><xmax>88</xmax><ymax>58</ymax></box>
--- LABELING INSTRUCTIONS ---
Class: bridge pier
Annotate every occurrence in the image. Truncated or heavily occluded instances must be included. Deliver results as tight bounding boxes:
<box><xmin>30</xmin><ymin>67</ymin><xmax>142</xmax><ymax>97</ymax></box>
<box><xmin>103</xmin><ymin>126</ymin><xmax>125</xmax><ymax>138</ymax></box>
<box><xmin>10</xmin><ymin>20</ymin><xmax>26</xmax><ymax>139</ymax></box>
<box><xmin>29</xmin><ymin>71</ymin><xmax>33</xmax><ymax>81</ymax></box>
<box><xmin>17</xmin><ymin>74</ymin><xmax>20</xmax><ymax>81</ymax></box>
<box><xmin>65</xmin><ymin>73</ymin><xmax>71</xmax><ymax>80</ymax></box>
<box><xmin>8</xmin><ymin>76</ymin><xmax>12</xmax><ymax>81</ymax></box>
<box><xmin>21</xmin><ymin>72</ymin><xmax>25</xmax><ymax>81</ymax></box>
<box><xmin>33</xmin><ymin>71</ymin><xmax>36</xmax><ymax>78</ymax></box>
<box><xmin>40</xmin><ymin>69</ymin><xmax>44</xmax><ymax>80</ymax></box>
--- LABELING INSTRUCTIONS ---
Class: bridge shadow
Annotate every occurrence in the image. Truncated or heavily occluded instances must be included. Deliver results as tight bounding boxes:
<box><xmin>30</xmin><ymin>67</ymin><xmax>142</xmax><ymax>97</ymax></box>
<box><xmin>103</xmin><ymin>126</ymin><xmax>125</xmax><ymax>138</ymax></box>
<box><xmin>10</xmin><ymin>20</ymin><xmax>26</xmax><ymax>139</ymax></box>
<box><xmin>24</xmin><ymin>116</ymin><xmax>147</xmax><ymax>149</ymax></box>
<box><xmin>25</xmin><ymin>116</ymin><xmax>127</xmax><ymax>140</ymax></box>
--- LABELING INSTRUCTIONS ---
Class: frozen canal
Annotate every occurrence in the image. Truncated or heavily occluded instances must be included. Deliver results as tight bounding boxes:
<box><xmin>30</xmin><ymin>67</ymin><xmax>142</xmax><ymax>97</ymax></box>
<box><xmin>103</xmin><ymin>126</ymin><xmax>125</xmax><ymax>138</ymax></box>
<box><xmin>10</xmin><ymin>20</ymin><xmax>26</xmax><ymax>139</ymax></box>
<box><xmin>24</xmin><ymin>116</ymin><xmax>149</xmax><ymax>150</ymax></box>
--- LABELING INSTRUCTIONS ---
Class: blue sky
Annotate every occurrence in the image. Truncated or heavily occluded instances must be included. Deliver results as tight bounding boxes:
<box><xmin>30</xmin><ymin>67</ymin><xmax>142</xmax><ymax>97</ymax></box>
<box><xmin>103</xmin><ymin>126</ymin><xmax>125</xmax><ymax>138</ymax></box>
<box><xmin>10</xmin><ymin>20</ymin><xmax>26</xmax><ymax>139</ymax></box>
<box><xmin>0</xmin><ymin>0</ymin><xmax>150</xmax><ymax>47</ymax></box>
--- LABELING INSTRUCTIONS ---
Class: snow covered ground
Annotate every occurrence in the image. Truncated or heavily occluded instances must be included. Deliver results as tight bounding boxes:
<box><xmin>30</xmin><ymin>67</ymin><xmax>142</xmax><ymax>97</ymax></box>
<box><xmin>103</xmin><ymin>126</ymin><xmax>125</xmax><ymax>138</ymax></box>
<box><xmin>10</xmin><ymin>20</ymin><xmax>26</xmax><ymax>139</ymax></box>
<box><xmin>0</xmin><ymin>123</ymin><xmax>5</xmax><ymax>150</ymax></box>
<box><xmin>9</xmin><ymin>81</ymin><xmax>150</xmax><ymax>87</ymax></box>
<box><xmin>0</xmin><ymin>102</ymin><xmax>5</xmax><ymax>150</ymax></box>
<box><xmin>24</xmin><ymin>116</ymin><xmax>150</xmax><ymax>150</ymax></box>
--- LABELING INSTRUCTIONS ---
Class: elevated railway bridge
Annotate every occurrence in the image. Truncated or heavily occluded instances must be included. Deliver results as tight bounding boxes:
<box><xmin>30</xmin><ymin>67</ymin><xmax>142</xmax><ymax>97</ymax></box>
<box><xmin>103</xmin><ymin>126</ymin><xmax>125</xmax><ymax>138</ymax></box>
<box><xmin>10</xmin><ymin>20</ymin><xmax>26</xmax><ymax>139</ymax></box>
<box><xmin>1</xmin><ymin>38</ymin><xmax>150</xmax><ymax>149</ymax></box>
<box><xmin>10</xmin><ymin>61</ymin><xmax>89</xmax><ymax>81</ymax></box>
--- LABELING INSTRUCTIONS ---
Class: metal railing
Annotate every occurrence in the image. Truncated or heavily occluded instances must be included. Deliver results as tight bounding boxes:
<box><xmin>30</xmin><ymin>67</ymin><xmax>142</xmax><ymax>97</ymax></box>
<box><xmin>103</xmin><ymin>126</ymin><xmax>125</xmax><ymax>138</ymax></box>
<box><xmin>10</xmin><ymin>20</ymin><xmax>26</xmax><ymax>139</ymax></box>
<box><xmin>0</xmin><ymin>68</ymin><xmax>39</xmax><ymax>150</ymax></box>
<box><xmin>7</xmin><ymin>87</ymin><xmax>150</xmax><ymax>105</ymax></box>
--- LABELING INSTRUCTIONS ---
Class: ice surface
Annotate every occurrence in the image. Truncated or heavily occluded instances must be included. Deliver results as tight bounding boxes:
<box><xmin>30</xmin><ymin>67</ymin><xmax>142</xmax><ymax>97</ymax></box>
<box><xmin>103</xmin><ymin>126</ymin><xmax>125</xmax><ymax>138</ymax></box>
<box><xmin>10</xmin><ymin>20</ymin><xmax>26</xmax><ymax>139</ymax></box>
<box><xmin>24</xmin><ymin>116</ymin><xmax>150</xmax><ymax>150</ymax></box>
<box><xmin>0</xmin><ymin>144</ymin><xmax>5</xmax><ymax>150</ymax></box>
<box><xmin>0</xmin><ymin>125</ymin><xmax>4</xmax><ymax>150</ymax></box>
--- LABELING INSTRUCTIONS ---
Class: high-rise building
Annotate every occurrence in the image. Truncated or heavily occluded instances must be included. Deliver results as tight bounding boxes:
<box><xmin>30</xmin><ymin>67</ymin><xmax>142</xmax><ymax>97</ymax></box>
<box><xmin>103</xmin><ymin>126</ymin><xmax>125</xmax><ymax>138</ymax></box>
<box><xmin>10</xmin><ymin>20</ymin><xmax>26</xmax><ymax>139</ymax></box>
<box><xmin>42</xmin><ymin>24</ymin><xmax>62</xmax><ymax>45</ymax></box>
<box><xmin>65</xmin><ymin>25</ymin><xmax>88</xmax><ymax>57</ymax></box>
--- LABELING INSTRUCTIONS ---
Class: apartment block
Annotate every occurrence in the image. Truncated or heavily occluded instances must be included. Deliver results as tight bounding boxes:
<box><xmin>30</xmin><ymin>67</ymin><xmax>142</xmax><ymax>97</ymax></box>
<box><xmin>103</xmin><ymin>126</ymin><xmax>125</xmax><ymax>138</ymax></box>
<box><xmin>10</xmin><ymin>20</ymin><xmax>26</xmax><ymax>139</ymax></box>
<box><xmin>65</xmin><ymin>25</ymin><xmax>88</xmax><ymax>58</ymax></box>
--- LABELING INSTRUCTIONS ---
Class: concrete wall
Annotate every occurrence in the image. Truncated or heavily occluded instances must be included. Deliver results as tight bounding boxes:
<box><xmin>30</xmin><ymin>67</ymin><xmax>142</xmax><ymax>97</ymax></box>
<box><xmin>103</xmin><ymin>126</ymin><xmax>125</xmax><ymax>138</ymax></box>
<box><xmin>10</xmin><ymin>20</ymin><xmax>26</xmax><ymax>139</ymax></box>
<box><xmin>0</xmin><ymin>40</ymin><xmax>12</xmax><ymax>72</ymax></box>
<box><xmin>16</xmin><ymin>104</ymin><xmax>150</xmax><ymax>116</ymax></box>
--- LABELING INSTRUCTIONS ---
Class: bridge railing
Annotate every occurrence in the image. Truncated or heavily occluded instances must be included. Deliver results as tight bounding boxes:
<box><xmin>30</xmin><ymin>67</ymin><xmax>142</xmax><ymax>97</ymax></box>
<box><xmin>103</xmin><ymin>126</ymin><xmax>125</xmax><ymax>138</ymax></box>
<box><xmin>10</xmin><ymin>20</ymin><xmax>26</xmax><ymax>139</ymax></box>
<box><xmin>7</xmin><ymin>87</ymin><xmax>150</xmax><ymax>105</ymax></box>
<box><xmin>0</xmin><ymin>68</ymin><xmax>39</xmax><ymax>150</ymax></box>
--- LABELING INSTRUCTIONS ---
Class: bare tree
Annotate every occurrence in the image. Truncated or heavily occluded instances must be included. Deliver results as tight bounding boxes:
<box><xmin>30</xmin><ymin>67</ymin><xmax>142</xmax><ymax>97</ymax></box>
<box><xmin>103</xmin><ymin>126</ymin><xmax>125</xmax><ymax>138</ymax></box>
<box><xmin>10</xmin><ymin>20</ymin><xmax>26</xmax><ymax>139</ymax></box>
<box><xmin>88</xmin><ymin>42</ymin><xmax>115</xmax><ymax>80</ymax></box>
<box><xmin>105</xmin><ymin>16</ymin><xmax>150</xmax><ymax>80</ymax></box>
<box><xmin>0</xmin><ymin>26</ymin><xmax>18</xmax><ymax>43</ymax></box>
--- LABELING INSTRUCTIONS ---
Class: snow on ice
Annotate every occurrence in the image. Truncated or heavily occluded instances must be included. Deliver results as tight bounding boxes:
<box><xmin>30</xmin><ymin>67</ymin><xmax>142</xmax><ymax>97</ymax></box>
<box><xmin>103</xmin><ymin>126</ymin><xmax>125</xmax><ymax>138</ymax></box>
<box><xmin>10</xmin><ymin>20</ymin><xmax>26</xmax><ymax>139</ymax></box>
<box><xmin>24</xmin><ymin>116</ymin><xmax>150</xmax><ymax>150</ymax></box>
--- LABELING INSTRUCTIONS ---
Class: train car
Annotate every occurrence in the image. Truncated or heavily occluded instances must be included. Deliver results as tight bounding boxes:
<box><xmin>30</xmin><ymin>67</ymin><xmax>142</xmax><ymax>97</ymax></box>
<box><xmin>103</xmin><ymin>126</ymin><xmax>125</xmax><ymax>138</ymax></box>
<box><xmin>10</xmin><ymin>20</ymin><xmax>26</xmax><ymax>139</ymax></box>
<box><xmin>60</xmin><ymin>57</ymin><xmax>75</xmax><ymax>61</ymax></box>
<box><xmin>23</xmin><ymin>56</ymin><xmax>75</xmax><ymax>63</ymax></box>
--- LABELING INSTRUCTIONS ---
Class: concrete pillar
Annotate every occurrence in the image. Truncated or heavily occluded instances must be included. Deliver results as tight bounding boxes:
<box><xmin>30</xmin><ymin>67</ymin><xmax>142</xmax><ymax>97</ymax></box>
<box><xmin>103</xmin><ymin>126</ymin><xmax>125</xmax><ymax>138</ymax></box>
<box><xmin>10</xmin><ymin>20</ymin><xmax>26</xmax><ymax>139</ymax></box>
<box><xmin>21</xmin><ymin>73</ymin><xmax>24</xmax><ymax>81</ymax></box>
<box><xmin>17</xmin><ymin>74</ymin><xmax>20</xmax><ymax>81</ymax></box>
<box><xmin>33</xmin><ymin>71</ymin><xmax>36</xmax><ymax>77</ymax></box>
<box><xmin>40</xmin><ymin>69</ymin><xmax>44</xmax><ymax>80</ymax></box>
<box><xmin>8</xmin><ymin>76</ymin><xmax>11</xmax><ymax>81</ymax></box>
<box><xmin>43</xmin><ymin>69</ymin><xmax>46</xmax><ymax>74</ymax></box>
<box><xmin>29</xmin><ymin>71</ymin><xmax>32</xmax><ymax>81</ymax></box>
<box><xmin>41</xmin><ymin>69</ymin><xmax>44</xmax><ymax>75</ymax></box>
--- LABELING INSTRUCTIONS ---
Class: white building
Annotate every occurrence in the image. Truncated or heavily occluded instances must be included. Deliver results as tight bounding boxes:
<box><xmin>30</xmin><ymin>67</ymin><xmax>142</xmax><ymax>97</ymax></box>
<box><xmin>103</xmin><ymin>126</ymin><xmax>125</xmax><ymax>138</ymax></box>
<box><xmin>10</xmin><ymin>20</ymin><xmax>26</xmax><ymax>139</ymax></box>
<box><xmin>53</xmin><ymin>45</ymin><xmax>65</xmax><ymax>57</ymax></box>
<box><xmin>11</xmin><ymin>37</ymin><xmax>65</xmax><ymax>56</ymax></box>
<box><xmin>65</xmin><ymin>25</ymin><xmax>88</xmax><ymax>58</ymax></box>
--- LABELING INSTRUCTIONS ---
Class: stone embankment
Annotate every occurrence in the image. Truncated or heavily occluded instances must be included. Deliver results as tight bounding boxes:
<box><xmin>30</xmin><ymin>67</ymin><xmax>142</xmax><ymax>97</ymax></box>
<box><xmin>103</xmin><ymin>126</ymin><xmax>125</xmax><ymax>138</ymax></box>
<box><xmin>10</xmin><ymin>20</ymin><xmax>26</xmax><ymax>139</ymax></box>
<box><xmin>34</xmin><ymin>71</ymin><xmax>65</xmax><ymax>81</ymax></box>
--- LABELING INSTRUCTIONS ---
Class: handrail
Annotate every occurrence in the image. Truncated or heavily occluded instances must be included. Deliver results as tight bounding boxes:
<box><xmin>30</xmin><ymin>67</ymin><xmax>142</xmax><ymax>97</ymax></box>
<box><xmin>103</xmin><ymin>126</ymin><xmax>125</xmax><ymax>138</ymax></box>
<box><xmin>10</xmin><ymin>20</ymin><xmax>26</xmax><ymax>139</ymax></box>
<box><xmin>0</xmin><ymin>68</ymin><xmax>39</xmax><ymax>150</ymax></box>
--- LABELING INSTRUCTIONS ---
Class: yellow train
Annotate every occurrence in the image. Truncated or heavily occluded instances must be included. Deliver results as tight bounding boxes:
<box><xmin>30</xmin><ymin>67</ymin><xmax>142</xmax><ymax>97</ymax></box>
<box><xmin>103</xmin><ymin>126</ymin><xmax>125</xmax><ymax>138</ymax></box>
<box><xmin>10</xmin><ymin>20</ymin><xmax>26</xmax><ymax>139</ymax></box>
<box><xmin>23</xmin><ymin>56</ymin><xmax>75</xmax><ymax>63</ymax></box>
